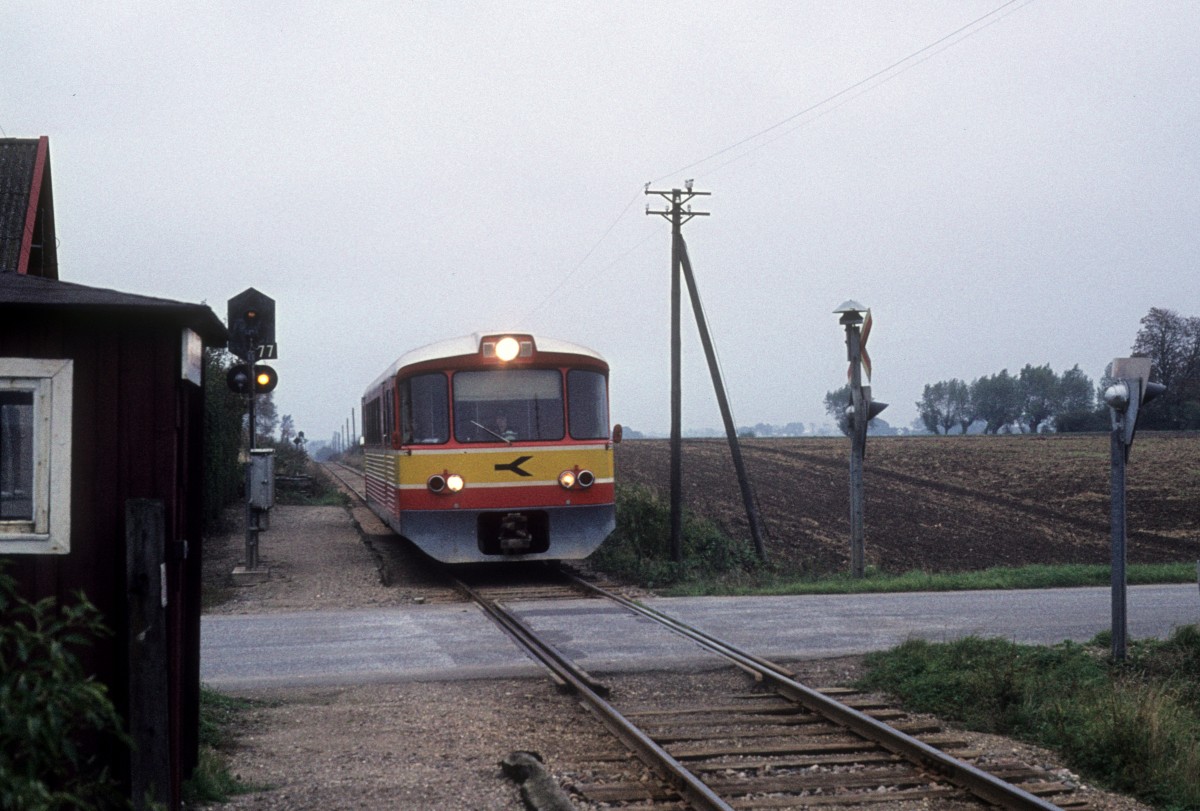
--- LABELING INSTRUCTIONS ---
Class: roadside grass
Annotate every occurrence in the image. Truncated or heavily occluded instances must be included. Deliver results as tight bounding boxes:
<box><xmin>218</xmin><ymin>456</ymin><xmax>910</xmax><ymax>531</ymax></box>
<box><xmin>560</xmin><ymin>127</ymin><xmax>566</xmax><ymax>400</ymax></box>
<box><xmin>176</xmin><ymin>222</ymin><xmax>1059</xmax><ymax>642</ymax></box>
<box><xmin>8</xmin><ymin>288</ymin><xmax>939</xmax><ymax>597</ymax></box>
<box><xmin>183</xmin><ymin>688</ymin><xmax>269</xmax><ymax>805</ymax></box>
<box><xmin>591</xmin><ymin>483</ymin><xmax>1197</xmax><ymax>595</ymax></box>
<box><xmin>661</xmin><ymin>561</ymin><xmax>1198</xmax><ymax>597</ymax></box>
<box><xmin>857</xmin><ymin>628</ymin><xmax>1200</xmax><ymax>809</ymax></box>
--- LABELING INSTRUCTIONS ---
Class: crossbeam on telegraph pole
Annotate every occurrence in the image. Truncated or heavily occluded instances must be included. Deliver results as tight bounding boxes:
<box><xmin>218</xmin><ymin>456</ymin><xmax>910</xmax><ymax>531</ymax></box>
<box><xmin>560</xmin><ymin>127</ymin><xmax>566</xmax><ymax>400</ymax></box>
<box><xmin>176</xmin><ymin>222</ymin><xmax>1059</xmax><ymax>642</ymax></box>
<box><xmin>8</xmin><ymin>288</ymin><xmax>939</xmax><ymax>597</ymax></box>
<box><xmin>646</xmin><ymin>184</ymin><xmax>767</xmax><ymax>563</ymax></box>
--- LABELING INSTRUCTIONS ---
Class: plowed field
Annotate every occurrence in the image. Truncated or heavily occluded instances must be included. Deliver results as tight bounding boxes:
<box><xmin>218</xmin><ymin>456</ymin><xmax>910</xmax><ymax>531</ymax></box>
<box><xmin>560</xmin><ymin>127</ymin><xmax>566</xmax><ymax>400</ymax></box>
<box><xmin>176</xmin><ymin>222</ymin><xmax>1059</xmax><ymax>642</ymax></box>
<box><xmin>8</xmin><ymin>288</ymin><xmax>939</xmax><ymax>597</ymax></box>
<box><xmin>614</xmin><ymin>433</ymin><xmax>1200</xmax><ymax>573</ymax></box>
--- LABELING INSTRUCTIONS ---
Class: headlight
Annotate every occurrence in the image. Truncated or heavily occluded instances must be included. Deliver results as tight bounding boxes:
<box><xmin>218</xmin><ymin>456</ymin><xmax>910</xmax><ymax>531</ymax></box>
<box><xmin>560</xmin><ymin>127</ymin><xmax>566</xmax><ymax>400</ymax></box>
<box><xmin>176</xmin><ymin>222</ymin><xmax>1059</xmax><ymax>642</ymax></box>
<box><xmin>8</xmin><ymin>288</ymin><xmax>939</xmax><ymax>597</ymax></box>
<box><xmin>427</xmin><ymin>474</ymin><xmax>446</xmax><ymax>493</ymax></box>
<box><xmin>446</xmin><ymin>473</ymin><xmax>465</xmax><ymax>492</ymax></box>
<box><xmin>576</xmin><ymin>469</ymin><xmax>595</xmax><ymax>489</ymax></box>
<box><xmin>495</xmin><ymin>336</ymin><xmax>521</xmax><ymax>362</ymax></box>
<box><xmin>558</xmin><ymin>470</ymin><xmax>576</xmax><ymax>489</ymax></box>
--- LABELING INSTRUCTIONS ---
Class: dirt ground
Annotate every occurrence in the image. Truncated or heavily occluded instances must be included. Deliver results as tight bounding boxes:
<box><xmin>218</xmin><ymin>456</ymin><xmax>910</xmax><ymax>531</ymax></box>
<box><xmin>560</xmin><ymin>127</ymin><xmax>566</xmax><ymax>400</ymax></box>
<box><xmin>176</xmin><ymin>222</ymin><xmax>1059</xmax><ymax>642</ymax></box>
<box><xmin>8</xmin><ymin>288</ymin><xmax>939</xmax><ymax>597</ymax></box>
<box><xmin>197</xmin><ymin>494</ymin><xmax>1153</xmax><ymax>811</ymax></box>
<box><xmin>614</xmin><ymin>434</ymin><xmax>1200</xmax><ymax>573</ymax></box>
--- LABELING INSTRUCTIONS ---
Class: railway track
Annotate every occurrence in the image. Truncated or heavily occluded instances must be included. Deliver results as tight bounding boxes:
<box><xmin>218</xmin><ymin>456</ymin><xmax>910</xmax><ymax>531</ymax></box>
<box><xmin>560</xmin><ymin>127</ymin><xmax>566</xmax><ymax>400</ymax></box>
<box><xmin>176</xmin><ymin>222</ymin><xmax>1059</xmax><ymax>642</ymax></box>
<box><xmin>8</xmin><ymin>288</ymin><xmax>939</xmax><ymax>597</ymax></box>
<box><xmin>320</xmin><ymin>461</ymin><xmax>1085</xmax><ymax>809</ymax></box>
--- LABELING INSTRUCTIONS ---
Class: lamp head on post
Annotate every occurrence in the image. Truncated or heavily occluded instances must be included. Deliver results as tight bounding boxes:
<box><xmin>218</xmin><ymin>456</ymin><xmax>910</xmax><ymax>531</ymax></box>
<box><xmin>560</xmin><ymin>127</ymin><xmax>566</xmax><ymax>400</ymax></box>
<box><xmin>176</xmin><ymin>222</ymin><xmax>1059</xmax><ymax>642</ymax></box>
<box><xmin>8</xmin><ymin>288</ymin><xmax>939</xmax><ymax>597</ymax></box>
<box><xmin>834</xmin><ymin>299</ymin><xmax>867</xmax><ymax>327</ymax></box>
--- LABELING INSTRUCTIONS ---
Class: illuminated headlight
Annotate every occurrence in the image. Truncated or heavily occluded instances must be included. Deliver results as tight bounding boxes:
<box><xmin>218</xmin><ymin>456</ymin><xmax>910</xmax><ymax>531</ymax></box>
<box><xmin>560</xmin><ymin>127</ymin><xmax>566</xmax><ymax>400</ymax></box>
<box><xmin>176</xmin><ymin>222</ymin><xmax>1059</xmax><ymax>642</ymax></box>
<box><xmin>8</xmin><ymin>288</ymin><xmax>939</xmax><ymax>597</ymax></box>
<box><xmin>446</xmin><ymin>473</ymin><xmax>465</xmax><ymax>492</ymax></box>
<box><xmin>495</xmin><ymin>336</ymin><xmax>521</xmax><ymax>362</ymax></box>
<box><xmin>558</xmin><ymin>470</ymin><xmax>576</xmax><ymax>489</ymax></box>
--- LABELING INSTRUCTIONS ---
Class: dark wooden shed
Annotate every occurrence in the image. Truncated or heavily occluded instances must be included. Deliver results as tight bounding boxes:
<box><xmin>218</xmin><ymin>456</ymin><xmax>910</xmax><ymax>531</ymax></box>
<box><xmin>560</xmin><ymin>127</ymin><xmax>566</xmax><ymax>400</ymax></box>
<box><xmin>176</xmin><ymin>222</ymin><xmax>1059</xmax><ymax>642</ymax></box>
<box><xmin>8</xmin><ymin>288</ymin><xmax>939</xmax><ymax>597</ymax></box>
<box><xmin>2</xmin><ymin>137</ymin><xmax>226</xmax><ymax>809</ymax></box>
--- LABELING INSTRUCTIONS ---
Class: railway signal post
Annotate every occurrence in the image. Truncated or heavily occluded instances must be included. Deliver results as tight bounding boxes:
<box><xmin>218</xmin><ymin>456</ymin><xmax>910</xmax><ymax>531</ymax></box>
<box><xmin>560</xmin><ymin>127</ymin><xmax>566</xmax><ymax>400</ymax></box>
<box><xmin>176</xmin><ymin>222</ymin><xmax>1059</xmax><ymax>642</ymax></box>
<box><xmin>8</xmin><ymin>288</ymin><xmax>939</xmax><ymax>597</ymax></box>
<box><xmin>227</xmin><ymin>288</ymin><xmax>279</xmax><ymax>576</ymax></box>
<box><xmin>646</xmin><ymin>185</ymin><xmax>767</xmax><ymax>563</ymax></box>
<box><xmin>1103</xmin><ymin>356</ymin><xmax>1165</xmax><ymax>661</ymax></box>
<box><xmin>835</xmin><ymin>301</ymin><xmax>887</xmax><ymax>579</ymax></box>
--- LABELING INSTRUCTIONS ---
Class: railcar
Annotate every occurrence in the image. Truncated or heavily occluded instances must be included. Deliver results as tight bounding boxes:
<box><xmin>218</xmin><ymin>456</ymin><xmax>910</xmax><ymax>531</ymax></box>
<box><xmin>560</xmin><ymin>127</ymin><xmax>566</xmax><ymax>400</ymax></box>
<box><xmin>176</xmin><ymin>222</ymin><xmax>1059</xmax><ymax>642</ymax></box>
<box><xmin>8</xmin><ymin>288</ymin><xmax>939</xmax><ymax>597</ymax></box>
<box><xmin>360</xmin><ymin>332</ymin><xmax>617</xmax><ymax>563</ymax></box>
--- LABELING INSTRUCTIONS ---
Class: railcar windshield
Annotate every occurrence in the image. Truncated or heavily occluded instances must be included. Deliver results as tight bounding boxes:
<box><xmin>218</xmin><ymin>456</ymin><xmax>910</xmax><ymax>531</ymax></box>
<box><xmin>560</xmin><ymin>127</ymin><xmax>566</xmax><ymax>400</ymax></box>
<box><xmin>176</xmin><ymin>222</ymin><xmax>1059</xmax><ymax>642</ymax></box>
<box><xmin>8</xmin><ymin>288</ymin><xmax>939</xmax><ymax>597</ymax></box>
<box><xmin>453</xmin><ymin>369</ymin><xmax>564</xmax><ymax>443</ymax></box>
<box><xmin>567</xmin><ymin>370</ymin><xmax>609</xmax><ymax>440</ymax></box>
<box><xmin>400</xmin><ymin>373</ymin><xmax>450</xmax><ymax>444</ymax></box>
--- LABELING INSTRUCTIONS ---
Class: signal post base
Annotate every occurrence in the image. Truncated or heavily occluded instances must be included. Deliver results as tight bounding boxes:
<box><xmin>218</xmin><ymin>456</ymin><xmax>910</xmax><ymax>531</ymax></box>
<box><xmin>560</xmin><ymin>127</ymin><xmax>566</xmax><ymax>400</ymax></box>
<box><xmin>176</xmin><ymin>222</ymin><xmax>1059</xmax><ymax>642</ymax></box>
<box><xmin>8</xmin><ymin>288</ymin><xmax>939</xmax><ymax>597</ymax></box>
<box><xmin>231</xmin><ymin>565</ymin><xmax>271</xmax><ymax>585</ymax></box>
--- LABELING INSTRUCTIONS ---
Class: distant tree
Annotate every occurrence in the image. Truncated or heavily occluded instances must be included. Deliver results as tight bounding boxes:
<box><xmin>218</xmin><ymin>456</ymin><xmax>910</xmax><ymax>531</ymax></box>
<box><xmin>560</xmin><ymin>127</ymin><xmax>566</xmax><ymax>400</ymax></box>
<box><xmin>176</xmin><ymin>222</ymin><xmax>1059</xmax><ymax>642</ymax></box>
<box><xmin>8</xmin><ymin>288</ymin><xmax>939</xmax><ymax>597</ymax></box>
<box><xmin>970</xmin><ymin>370</ymin><xmax>1023</xmax><ymax>434</ymax></box>
<box><xmin>947</xmin><ymin>378</ymin><xmax>972</xmax><ymax>434</ymax></box>
<box><xmin>1018</xmin><ymin>364</ymin><xmax>1059</xmax><ymax>433</ymax></box>
<box><xmin>253</xmin><ymin>393</ymin><xmax>279</xmax><ymax>446</ymax></box>
<box><xmin>1130</xmin><ymin>307</ymin><xmax>1200</xmax><ymax>429</ymax></box>
<box><xmin>1053</xmin><ymin>365</ymin><xmax>1105</xmax><ymax>432</ymax></box>
<box><xmin>916</xmin><ymin>382</ymin><xmax>954</xmax><ymax>435</ymax></box>
<box><xmin>824</xmin><ymin>385</ymin><xmax>852</xmax><ymax>437</ymax></box>
<box><xmin>279</xmin><ymin>413</ymin><xmax>296</xmax><ymax>444</ymax></box>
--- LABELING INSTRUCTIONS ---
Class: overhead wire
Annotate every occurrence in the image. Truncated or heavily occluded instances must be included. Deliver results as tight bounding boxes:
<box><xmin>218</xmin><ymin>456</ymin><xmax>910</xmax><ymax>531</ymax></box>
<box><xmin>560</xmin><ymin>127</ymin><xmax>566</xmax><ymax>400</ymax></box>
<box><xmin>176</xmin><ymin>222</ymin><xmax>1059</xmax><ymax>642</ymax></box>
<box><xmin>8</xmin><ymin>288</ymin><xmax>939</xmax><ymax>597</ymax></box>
<box><xmin>651</xmin><ymin>0</ymin><xmax>1030</xmax><ymax>185</ymax></box>
<box><xmin>522</xmin><ymin>0</ymin><xmax>1033</xmax><ymax>320</ymax></box>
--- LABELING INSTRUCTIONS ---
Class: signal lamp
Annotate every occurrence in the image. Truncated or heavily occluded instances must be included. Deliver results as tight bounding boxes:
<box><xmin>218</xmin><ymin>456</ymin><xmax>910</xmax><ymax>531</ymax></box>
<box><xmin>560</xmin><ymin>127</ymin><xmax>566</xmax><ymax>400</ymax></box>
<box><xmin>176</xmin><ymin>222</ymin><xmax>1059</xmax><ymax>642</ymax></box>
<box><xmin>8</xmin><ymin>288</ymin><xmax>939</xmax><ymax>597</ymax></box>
<box><xmin>1104</xmin><ymin>383</ymin><xmax>1131</xmax><ymax>411</ymax></box>
<box><xmin>427</xmin><ymin>474</ymin><xmax>446</xmax><ymax>493</ymax></box>
<box><xmin>576</xmin><ymin>469</ymin><xmax>595</xmax><ymax>489</ymax></box>
<box><xmin>226</xmin><ymin>364</ymin><xmax>252</xmax><ymax>393</ymax></box>
<box><xmin>252</xmin><ymin>364</ymin><xmax>278</xmax><ymax>393</ymax></box>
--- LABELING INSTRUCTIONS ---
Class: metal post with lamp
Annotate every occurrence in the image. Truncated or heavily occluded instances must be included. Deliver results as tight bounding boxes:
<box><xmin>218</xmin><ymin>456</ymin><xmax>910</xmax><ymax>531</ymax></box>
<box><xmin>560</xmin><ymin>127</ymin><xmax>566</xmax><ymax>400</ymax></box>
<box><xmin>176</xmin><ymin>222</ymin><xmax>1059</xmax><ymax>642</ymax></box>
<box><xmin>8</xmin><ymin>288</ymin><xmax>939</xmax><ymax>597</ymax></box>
<box><xmin>834</xmin><ymin>301</ymin><xmax>887</xmax><ymax>579</ymax></box>
<box><xmin>1102</xmin><ymin>356</ymin><xmax>1166</xmax><ymax>661</ymax></box>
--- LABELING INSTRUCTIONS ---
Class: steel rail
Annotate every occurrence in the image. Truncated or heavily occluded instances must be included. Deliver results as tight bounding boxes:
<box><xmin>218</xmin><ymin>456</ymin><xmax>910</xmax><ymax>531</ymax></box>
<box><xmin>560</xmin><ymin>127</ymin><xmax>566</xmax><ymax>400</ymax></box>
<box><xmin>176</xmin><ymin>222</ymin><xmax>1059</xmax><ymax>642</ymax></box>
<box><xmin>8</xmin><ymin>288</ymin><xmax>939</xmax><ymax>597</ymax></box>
<box><xmin>320</xmin><ymin>462</ymin><xmax>367</xmax><ymax>500</ymax></box>
<box><xmin>567</xmin><ymin>573</ymin><xmax>1064</xmax><ymax>811</ymax></box>
<box><xmin>457</xmin><ymin>579</ymin><xmax>734</xmax><ymax>811</ymax></box>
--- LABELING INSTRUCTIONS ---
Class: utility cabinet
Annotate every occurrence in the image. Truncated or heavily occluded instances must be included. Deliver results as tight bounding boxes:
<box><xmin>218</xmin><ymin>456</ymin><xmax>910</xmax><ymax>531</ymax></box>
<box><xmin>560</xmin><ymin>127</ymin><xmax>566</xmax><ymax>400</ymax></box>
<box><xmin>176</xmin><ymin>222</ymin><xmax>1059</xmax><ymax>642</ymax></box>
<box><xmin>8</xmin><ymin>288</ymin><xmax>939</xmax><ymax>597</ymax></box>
<box><xmin>248</xmin><ymin>449</ymin><xmax>275</xmax><ymax>510</ymax></box>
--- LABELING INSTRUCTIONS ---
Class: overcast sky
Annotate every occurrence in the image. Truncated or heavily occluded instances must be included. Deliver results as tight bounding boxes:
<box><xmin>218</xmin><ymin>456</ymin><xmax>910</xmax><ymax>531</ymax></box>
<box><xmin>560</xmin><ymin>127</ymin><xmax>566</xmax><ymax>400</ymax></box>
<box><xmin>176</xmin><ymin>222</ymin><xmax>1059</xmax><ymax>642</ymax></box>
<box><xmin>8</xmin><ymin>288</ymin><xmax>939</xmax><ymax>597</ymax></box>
<box><xmin>6</xmin><ymin>2</ymin><xmax>1198</xmax><ymax>439</ymax></box>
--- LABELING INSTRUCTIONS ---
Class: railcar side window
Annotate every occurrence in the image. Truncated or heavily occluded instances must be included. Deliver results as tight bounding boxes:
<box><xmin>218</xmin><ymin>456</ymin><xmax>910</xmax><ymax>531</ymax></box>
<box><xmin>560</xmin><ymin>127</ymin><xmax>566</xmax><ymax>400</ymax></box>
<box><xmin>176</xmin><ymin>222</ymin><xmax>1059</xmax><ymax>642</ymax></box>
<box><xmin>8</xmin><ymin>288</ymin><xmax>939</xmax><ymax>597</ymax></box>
<box><xmin>0</xmin><ymin>359</ymin><xmax>72</xmax><ymax>554</ymax></box>
<box><xmin>453</xmin><ymin>369</ymin><xmax>564</xmax><ymax>442</ymax></box>
<box><xmin>400</xmin><ymin>373</ymin><xmax>449</xmax><ymax>445</ymax></box>
<box><xmin>362</xmin><ymin>396</ymin><xmax>382</xmax><ymax>445</ymax></box>
<box><xmin>567</xmin><ymin>370</ymin><xmax>609</xmax><ymax>440</ymax></box>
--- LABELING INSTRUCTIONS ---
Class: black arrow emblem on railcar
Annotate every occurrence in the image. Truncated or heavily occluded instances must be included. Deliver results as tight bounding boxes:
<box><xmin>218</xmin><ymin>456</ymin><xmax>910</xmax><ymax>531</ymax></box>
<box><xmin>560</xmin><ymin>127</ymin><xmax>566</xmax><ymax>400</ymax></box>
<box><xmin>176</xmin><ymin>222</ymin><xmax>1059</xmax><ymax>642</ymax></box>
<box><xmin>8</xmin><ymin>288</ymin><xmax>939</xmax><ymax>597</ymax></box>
<box><xmin>494</xmin><ymin>456</ymin><xmax>534</xmax><ymax>477</ymax></box>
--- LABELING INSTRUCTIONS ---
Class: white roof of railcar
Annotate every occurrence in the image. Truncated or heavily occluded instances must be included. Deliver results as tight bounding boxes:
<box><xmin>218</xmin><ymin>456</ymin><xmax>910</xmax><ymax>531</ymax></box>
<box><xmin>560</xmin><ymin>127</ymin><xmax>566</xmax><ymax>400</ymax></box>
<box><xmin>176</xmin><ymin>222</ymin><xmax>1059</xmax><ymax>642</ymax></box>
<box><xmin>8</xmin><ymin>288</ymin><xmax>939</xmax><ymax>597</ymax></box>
<box><xmin>364</xmin><ymin>332</ymin><xmax>607</xmax><ymax>396</ymax></box>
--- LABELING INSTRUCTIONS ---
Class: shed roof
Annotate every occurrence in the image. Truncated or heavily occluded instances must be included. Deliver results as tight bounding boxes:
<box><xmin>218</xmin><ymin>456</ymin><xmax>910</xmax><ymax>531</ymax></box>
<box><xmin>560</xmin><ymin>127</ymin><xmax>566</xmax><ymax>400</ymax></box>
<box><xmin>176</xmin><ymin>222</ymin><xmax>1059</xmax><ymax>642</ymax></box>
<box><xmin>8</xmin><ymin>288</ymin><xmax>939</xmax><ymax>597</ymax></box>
<box><xmin>0</xmin><ymin>271</ymin><xmax>226</xmax><ymax>344</ymax></box>
<box><xmin>0</xmin><ymin>137</ymin><xmax>57</xmax><ymax>278</ymax></box>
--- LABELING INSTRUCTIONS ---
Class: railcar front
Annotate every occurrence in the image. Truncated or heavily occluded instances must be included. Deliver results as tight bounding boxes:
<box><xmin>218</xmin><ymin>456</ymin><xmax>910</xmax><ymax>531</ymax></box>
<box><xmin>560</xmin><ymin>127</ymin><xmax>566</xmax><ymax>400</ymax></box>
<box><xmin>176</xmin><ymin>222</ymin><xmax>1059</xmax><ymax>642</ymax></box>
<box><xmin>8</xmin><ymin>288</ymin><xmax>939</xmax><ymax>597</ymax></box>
<box><xmin>360</xmin><ymin>333</ymin><xmax>616</xmax><ymax>563</ymax></box>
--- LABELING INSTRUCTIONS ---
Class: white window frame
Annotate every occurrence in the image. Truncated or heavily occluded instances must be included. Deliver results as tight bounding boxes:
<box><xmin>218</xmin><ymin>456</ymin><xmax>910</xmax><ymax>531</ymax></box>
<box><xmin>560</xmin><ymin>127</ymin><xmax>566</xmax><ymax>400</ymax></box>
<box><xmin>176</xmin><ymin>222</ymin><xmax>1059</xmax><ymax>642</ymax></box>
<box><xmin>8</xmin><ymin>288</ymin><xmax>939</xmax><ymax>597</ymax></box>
<box><xmin>0</xmin><ymin>358</ymin><xmax>72</xmax><ymax>554</ymax></box>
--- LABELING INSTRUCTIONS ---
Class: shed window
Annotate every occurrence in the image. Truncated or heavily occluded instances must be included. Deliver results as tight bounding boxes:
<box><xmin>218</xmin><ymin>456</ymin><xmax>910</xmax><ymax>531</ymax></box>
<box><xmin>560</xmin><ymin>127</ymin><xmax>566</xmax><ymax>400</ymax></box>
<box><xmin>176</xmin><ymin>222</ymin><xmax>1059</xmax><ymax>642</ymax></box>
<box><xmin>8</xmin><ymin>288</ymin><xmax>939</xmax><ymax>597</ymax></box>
<box><xmin>0</xmin><ymin>359</ymin><xmax>72</xmax><ymax>554</ymax></box>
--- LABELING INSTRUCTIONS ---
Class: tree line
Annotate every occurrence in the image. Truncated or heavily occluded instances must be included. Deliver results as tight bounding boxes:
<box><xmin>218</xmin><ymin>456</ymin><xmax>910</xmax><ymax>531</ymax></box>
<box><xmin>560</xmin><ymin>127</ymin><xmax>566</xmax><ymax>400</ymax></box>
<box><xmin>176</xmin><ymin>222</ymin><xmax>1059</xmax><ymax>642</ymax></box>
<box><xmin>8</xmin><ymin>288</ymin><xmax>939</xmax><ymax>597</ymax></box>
<box><xmin>824</xmin><ymin>307</ymin><xmax>1200</xmax><ymax>436</ymax></box>
<box><xmin>914</xmin><ymin>364</ymin><xmax>1100</xmax><ymax>435</ymax></box>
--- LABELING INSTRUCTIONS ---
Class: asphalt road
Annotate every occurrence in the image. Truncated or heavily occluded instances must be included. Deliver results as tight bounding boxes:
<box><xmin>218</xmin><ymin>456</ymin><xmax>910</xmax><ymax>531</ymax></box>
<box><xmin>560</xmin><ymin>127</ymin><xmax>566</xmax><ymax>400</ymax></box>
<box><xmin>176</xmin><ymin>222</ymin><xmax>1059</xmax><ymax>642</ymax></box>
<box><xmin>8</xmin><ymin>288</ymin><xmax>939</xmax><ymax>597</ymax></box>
<box><xmin>200</xmin><ymin>584</ymin><xmax>1199</xmax><ymax>690</ymax></box>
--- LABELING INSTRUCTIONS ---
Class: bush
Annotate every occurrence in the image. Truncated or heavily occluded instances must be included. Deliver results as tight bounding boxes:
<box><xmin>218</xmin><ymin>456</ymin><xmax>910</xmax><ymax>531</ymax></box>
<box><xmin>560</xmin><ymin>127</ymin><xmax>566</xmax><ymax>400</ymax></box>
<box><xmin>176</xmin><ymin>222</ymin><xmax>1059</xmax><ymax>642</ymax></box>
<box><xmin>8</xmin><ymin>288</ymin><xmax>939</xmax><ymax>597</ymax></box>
<box><xmin>588</xmin><ymin>483</ymin><xmax>760</xmax><ymax>588</ymax></box>
<box><xmin>0</xmin><ymin>566</ymin><xmax>132</xmax><ymax>810</ymax></box>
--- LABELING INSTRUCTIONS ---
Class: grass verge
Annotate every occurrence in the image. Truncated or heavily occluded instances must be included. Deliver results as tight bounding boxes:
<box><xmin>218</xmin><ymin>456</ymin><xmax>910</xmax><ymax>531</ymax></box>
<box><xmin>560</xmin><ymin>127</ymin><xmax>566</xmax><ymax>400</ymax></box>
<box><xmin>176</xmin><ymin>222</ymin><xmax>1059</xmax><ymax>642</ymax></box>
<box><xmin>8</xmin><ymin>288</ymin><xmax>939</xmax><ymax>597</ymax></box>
<box><xmin>857</xmin><ymin>628</ymin><xmax>1200</xmax><ymax>809</ymax></box>
<box><xmin>183</xmin><ymin>688</ymin><xmax>266</xmax><ymax>805</ymax></box>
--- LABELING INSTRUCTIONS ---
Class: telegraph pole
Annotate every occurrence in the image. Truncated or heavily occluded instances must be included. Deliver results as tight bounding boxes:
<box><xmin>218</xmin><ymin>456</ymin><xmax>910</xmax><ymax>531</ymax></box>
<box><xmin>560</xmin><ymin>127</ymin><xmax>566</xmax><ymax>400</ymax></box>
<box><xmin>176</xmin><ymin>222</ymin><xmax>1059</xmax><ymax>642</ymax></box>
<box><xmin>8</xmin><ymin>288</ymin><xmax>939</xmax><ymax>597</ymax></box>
<box><xmin>646</xmin><ymin>185</ymin><xmax>767</xmax><ymax>563</ymax></box>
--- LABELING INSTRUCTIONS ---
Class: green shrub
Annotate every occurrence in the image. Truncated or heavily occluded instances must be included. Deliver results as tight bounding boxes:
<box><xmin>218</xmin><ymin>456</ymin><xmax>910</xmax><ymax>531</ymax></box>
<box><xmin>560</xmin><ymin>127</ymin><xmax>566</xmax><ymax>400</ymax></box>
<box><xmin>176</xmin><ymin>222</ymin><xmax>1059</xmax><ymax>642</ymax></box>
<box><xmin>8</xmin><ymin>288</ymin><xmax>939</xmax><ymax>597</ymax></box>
<box><xmin>0</xmin><ymin>566</ymin><xmax>132</xmax><ymax>810</ymax></box>
<box><xmin>203</xmin><ymin>349</ymin><xmax>246</xmax><ymax>530</ymax></box>
<box><xmin>589</xmin><ymin>483</ymin><xmax>760</xmax><ymax>588</ymax></box>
